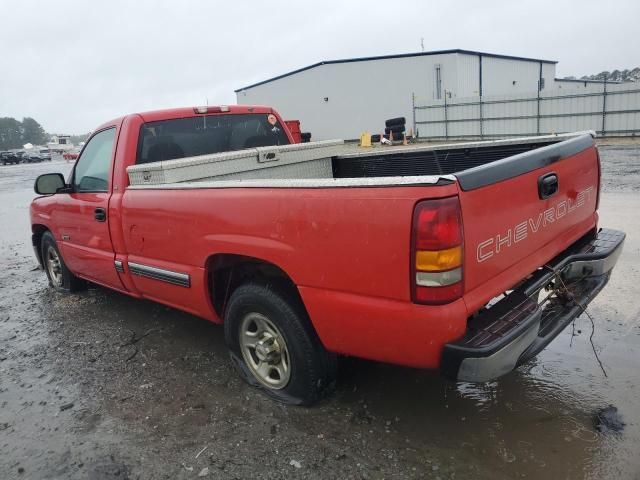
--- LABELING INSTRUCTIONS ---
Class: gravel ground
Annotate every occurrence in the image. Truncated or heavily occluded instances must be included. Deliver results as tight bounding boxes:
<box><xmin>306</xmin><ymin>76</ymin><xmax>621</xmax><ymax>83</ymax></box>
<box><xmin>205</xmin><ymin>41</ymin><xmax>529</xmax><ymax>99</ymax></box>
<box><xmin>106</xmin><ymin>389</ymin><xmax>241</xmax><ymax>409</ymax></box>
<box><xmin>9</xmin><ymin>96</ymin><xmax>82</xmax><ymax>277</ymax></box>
<box><xmin>1</xmin><ymin>143</ymin><xmax>639</xmax><ymax>479</ymax></box>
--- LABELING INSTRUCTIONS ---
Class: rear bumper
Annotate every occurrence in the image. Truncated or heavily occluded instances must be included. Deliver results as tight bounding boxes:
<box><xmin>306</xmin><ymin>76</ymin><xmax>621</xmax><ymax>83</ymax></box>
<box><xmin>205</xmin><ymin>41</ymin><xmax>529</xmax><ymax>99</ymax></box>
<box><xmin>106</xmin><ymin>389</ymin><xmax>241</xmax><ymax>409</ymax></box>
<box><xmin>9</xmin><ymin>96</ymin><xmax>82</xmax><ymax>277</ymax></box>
<box><xmin>442</xmin><ymin>228</ymin><xmax>625</xmax><ymax>382</ymax></box>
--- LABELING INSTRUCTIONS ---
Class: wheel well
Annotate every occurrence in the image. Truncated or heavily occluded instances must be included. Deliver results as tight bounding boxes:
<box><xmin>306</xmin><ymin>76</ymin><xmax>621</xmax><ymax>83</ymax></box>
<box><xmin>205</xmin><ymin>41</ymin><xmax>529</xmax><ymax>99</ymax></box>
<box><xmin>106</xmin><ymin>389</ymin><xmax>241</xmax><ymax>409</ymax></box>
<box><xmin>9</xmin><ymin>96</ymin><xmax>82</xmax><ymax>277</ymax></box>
<box><xmin>32</xmin><ymin>224</ymin><xmax>49</xmax><ymax>266</ymax></box>
<box><xmin>208</xmin><ymin>254</ymin><xmax>304</xmax><ymax>320</ymax></box>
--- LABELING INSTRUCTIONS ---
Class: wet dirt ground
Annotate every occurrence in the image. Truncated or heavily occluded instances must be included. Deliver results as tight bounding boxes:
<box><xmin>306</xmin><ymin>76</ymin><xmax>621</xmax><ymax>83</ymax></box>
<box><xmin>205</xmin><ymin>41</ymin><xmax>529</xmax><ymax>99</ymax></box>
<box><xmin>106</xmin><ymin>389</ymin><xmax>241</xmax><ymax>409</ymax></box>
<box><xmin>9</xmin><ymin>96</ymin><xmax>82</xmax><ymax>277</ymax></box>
<box><xmin>1</xmin><ymin>144</ymin><xmax>639</xmax><ymax>480</ymax></box>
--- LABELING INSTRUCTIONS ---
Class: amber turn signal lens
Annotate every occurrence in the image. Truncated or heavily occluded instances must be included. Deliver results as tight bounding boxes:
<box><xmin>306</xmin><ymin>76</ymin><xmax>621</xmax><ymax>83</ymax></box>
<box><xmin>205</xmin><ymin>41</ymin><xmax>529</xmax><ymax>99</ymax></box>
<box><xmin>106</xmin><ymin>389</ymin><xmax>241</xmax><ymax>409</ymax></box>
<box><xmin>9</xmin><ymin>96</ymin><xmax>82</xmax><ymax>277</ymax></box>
<box><xmin>415</xmin><ymin>246</ymin><xmax>462</xmax><ymax>272</ymax></box>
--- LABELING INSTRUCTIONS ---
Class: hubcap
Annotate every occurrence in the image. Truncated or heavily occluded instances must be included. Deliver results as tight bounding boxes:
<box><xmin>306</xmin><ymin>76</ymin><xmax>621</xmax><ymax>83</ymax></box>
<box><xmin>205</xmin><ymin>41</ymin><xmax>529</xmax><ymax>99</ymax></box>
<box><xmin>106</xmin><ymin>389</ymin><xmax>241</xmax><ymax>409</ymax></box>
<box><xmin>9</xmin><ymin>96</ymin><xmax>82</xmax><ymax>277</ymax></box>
<box><xmin>239</xmin><ymin>313</ymin><xmax>291</xmax><ymax>390</ymax></box>
<box><xmin>46</xmin><ymin>246</ymin><xmax>63</xmax><ymax>287</ymax></box>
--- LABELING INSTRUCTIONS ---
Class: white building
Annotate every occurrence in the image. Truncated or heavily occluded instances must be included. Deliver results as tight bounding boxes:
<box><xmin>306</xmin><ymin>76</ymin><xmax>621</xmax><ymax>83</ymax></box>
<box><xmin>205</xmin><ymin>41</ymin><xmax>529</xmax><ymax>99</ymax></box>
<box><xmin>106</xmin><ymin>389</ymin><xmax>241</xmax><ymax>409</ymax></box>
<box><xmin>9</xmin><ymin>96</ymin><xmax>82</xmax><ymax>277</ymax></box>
<box><xmin>235</xmin><ymin>49</ymin><xmax>563</xmax><ymax>140</ymax></box>
<box><xmin>48</xmin><ymin>135</ymin><xmax>73</xmax><ymax>153</ymax></box>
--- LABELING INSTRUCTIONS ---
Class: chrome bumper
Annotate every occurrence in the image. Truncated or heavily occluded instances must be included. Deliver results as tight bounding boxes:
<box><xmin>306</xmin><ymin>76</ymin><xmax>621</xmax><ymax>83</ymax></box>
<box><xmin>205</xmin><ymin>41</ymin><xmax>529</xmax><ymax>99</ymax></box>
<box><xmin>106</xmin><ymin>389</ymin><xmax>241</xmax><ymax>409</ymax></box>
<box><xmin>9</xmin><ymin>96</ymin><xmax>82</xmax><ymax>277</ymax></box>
<box><xmin>442</xmin><ymin>228</ymin><xmax>625</xmax><ymax>383</ymax></box>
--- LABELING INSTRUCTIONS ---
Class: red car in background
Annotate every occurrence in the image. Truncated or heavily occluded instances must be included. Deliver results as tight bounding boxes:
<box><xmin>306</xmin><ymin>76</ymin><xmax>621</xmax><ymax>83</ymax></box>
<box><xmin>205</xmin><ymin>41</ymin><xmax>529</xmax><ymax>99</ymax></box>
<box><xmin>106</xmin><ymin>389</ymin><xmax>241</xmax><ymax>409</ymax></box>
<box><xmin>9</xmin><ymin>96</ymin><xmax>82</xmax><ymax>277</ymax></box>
<box><xmin>63</xmin><ymin>149</ymin><xmax>80</xmax><ymax>160</ymax></box>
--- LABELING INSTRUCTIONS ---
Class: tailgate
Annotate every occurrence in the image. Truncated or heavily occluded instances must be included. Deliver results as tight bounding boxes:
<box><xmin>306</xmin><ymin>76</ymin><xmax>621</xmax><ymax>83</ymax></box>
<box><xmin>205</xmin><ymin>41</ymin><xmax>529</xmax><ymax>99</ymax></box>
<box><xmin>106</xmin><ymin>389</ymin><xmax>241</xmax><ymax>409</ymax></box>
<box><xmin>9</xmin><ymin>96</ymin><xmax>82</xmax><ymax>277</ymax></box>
<box><xmin>456</xmin><ymin>134</ymin><xmax>599</xmax><ymax>311</ymax></box>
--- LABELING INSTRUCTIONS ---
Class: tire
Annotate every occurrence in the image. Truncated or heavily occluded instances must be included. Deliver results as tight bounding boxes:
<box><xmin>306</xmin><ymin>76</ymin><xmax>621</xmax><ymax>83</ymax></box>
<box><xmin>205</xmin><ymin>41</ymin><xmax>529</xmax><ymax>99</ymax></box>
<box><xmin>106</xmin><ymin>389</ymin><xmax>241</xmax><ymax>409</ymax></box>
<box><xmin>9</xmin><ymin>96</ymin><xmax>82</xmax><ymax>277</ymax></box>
<box><xmin>385</xmin><ymin>117</ymin><xmax>406</xmax><ymax>128</ymax></box>
<box><xmin>41</xmin><ymin>231</ymin><xmax>86</xmax><ymax>292</ymax></box>
<box><xmin>224</xmin><ymin>282</ymin><xmax>337</xmax><ymax>405</ymax></box>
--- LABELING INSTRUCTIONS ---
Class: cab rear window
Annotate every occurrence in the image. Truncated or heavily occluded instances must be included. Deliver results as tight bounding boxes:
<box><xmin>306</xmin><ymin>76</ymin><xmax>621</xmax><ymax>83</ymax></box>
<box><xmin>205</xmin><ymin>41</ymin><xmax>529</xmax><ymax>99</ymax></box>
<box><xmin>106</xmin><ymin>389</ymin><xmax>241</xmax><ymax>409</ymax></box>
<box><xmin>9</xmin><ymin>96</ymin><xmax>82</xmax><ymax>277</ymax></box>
<box><xmin>136</xmin><ymin>113</ymin><xmax>290</xmax><ymax>164</ymax></box>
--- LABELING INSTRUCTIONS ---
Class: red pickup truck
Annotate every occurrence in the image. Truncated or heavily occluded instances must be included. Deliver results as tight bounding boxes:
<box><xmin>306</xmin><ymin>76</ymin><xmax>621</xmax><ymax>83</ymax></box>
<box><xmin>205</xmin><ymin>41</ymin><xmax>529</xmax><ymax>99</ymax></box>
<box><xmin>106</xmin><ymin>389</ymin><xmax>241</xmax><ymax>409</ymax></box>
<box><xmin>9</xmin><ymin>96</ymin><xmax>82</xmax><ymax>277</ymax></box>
<box><xmin>30</xmin><ymin>105</ymin><xmax>624</xmax><ymax>405</ymax></box>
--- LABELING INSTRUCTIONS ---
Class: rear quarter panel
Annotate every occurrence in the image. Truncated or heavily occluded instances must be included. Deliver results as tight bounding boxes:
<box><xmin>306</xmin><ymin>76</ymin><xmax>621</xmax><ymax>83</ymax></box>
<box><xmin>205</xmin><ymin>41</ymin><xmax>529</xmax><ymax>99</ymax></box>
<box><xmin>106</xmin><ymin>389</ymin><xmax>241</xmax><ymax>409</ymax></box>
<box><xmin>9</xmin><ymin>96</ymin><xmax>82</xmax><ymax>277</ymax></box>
<box><xmin>119</xmin><ymin>182</ymin><xmax>465</xmax><ymax>368</ymax></box>
<box><xmin>120</xmin><ymin>183</ymin><xmax>459</xmax><ymax>302</ymax></box>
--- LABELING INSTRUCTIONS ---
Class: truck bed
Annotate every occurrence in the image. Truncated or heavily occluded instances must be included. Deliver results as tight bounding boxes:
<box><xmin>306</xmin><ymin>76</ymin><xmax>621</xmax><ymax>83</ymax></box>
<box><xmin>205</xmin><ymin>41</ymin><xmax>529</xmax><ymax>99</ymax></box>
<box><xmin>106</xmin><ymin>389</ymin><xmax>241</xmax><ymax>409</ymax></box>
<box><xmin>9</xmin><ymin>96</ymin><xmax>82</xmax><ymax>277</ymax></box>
<box><xmin>127</xmin><ymin>132</ymin><xmax>593</xmax><ymax>189</ymax></box>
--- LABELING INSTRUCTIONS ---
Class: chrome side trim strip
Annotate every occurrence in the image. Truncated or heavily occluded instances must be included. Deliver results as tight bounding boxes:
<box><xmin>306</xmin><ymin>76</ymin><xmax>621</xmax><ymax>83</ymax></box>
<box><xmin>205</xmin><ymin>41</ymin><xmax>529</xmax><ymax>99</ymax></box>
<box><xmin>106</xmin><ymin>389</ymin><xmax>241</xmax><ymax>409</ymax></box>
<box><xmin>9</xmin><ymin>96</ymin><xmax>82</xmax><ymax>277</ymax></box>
<box><xmin>114</xmin><ymin>260</ymin><xmax>124</xmax><ymax>273</ymax></box>
<box><xmin>127</xmin><ymin>262</ymin><xmax>191</xmax><ymax>288</ymax></box>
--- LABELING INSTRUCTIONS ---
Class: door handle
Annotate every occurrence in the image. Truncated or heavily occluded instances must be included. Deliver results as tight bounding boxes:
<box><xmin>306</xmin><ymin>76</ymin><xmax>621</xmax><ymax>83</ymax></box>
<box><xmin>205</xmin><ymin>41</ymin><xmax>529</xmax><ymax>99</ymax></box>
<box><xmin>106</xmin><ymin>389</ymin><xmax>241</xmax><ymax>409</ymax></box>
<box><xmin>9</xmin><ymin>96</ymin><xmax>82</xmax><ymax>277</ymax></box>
<box><xmin>538</xmin><ymin>173</ymin><xmax>558</xmax><ymax>199</ymax></box>
<box><xmin>94</xmin><ymin>208</ymin><xmax>107</xmax><ymax>222</ymax></box>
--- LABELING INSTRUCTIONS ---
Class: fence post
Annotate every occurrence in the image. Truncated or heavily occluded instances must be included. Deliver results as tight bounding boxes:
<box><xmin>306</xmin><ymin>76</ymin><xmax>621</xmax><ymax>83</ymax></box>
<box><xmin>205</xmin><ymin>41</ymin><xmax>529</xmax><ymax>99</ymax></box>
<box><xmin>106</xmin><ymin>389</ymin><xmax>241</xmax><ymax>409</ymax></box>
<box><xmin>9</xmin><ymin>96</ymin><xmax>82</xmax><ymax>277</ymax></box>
<box><xmin>478</xmin><ymin>54</ymin><xmax>483</xmax><ymax>139</ymax></box>
<box><xmin>601</xmin><ymin>81</ymin><xmax>607</xmax><ymax>136</ymax></box>
<box><xmin>479</xmin><ymin>95</ymin><xmax>483</xmax><ymax>139</ymax></box>
<box><xmin>537</xmin><ymin>91</ymin><xmax>541</xmax><ymax>135</ymax></box>
<box><xmin>444</xmin><ymin>93</ymin><xmax>448</xmax><ymax>140</ymax></box>
<box><xmin>412</xmin><ymin>92</ymin><xmax>417</xmax><ymax>139</ymax></box>
<box><xmin>537</xmin><ymin>62</ymin><xmax>542</xmax><ymax>135</ymax></box>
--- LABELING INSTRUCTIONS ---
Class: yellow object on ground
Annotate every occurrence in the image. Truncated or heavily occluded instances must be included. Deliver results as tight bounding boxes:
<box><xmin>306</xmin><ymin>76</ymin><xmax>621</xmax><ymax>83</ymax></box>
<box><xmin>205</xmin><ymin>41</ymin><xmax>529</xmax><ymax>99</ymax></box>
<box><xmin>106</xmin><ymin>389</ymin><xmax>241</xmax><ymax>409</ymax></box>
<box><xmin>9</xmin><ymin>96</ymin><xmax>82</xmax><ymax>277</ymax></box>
<box><xmin>359</xmin><ymin>132</ymin><xmax>372</xmax><ymax>147</ymax></box>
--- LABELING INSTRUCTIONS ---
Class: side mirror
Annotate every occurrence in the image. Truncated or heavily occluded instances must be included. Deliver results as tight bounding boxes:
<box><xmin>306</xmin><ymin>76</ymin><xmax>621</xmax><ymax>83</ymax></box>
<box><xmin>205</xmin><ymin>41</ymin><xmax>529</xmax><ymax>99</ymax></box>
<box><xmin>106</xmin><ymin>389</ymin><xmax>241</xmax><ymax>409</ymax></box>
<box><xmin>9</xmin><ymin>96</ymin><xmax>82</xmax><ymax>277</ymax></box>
<box><xmin>34</xmin><ymin>173</ymin><xmax>66</xmax><ymax>195</ymax></box>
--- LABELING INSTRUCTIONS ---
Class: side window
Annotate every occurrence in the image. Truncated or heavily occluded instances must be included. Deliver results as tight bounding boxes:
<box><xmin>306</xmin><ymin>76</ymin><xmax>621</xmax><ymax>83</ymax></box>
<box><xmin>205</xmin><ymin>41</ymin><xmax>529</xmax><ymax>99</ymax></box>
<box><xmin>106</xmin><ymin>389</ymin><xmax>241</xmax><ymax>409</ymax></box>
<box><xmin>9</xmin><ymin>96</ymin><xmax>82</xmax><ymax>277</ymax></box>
<box><xmin>73</xmin><ymin>128</ymin><xmax>116</xmax><ymax>192</ymax></box>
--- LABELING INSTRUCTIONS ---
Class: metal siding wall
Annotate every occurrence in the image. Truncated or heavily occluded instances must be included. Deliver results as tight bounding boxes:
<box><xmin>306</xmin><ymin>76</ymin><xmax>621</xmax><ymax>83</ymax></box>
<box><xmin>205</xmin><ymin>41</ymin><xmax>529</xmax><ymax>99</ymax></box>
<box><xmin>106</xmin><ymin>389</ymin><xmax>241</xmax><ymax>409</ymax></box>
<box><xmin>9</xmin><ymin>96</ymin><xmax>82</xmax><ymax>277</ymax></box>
<box><xmin>414</xmin><ymin>82</ymin><xmax>640</xmax><ymax>138</ymax></box>
<box><xmin>237</xmin><ymin>53</ymin><xmax>640</xmax><ymax>140</ymax></box>
<box><xmin>483</xmin><ymin>92</ymin><xmax>538</xmax><ymax>136</ymax></box>
<box><xmin>236</xmin><ymin>54</ymin><xmax>459</xmax><ymax>140</ymax></box>
<box><xmin>417</xmin><ymin>100</ymin><xmax>447</xmax><ymax>138</ymax></box>
<box><xmin>553</xmin><ymin>79</ymin><xmax>603</xmax><ymax>91</ymax></box>
<box><xmin>455</xmin><ymin>54</ymin><xmax>481</xmax><ymax>97</ymax></box>
<box><xmin>447</xmin><ymin>100</ymin><xmax>481</xmax><ymax>137</ymax></box>
<box><xmin>604</xmin><ymin>83</ymin><xmax>640</xmax><ymax>133</ymax></box>
<box><xmin>415</xmin><ymin>55</ymin><xmax>550</xmax><ymax>138</ymax></box>
<box><xmin>482</xmin><ymin>57</ymin><xmax>543</xmax><ymax>95</ymax></box>
<box><xmin>541</xmin><ymin>63</ymin><xmax>556</xmax><ymax>91</ymax></box>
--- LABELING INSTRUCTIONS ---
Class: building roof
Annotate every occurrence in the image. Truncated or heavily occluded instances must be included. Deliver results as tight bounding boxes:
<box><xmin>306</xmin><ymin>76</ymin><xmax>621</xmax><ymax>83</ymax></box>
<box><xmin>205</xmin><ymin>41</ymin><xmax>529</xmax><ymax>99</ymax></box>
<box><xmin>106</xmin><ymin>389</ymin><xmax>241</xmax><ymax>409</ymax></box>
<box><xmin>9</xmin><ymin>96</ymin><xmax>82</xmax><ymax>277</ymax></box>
<box><xmin>235</xmin><ymin>49</ymin><xmax>558</xmax><ymax>92</ymax></box>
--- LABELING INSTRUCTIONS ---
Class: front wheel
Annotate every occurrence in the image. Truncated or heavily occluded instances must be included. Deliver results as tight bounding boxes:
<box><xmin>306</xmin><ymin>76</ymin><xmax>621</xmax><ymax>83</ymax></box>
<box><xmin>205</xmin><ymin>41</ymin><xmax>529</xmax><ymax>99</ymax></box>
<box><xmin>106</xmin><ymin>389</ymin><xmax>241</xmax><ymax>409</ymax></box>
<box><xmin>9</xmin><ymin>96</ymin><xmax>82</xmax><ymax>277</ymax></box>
<box><xmin>41</xmin><ymin>231</ymin><xmax>86</xmax><ymax>292</ymax></box>
<box><xmin>224</xmin><ymin>282</ymin><xmax>336</xmax><ymax>405</ymax></box>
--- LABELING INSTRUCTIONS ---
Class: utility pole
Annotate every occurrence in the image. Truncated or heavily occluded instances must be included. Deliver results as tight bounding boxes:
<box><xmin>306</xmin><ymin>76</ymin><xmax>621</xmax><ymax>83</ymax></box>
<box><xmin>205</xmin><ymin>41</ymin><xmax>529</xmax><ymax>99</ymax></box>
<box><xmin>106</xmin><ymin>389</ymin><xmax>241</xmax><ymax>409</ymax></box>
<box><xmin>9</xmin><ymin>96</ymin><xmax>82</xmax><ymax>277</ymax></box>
<box><xmin>420</xmin><ymin>38</ymin><xmax>424</xmax><ymax>52</ymax></box>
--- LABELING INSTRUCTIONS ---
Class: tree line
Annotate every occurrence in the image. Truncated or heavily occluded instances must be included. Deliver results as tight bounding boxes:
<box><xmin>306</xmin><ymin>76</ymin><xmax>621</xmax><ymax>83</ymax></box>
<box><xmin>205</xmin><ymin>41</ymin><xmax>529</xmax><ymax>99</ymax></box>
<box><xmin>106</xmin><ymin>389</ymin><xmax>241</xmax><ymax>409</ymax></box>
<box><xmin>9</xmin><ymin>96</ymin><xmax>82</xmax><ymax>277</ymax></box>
<box><xmin>0</xmin><ymin>117</ymin><xmax>49</xmax><ymax>150</ymax></box>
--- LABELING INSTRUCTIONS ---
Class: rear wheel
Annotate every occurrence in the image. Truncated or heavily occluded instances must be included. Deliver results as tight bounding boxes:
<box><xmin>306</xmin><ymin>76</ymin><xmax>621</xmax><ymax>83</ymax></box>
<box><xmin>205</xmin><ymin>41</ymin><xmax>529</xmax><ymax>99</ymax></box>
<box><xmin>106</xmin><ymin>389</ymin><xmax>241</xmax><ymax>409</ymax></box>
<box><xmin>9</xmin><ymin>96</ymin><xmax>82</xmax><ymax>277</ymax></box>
<box><xmin>41</xmin><ymin>231</ymin><xmax>86</xmax><ymax>292</ymax></box>
<box><xmin>224</xmin><ymin>282</ymin><xmax>336</xmax><ymax>405</ymax></box>
<box><xmin>239</xmin><ymin>312</ymin><xmax>292</xmax><ymax>390</ymax></box>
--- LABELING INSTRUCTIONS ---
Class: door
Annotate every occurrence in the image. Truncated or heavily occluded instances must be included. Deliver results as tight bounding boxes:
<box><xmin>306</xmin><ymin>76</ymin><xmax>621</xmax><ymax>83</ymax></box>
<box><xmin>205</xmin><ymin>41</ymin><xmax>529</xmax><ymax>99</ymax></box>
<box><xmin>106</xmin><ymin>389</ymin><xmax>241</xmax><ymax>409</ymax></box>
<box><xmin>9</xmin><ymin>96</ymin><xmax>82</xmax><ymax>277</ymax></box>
<box><xmin>56</xmin><ymin>127</ymin><xmax>123</xmax><ymax>289</ymax></box>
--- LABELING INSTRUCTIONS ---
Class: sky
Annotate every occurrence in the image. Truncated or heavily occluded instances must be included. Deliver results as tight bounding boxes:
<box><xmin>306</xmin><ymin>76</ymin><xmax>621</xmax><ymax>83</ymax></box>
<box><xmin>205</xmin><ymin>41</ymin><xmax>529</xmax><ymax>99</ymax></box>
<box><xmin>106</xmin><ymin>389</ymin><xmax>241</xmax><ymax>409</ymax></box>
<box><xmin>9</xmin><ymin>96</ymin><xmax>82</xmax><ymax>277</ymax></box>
<box><xmin>1</xmin><ymin>0</ymin><xmax>638</xmax><ymax>134</ymax></box>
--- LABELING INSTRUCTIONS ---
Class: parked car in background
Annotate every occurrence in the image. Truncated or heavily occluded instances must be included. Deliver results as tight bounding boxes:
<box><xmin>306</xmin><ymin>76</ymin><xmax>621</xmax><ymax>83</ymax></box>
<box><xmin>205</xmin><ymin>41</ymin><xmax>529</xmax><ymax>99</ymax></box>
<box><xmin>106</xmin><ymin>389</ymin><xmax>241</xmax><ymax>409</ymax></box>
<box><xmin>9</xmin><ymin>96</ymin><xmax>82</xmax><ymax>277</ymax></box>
<box><xmin>1</xmin><ymin>151</ymin><xmax>21</xmax><ymax>165</ymax></box>
<box><xmin>20</xmin><ymin>148</ymin><xmax>52</xmax><ymax>163</ymax></box>
<box><xmin>39</xmin><ymin>149</ymin><xmax>52</xmax><ymax>161</ymax></box>
<box><xmin>23</xmin><ymin>151</ymin><xmax>43</xmax><ymax>163</ymax></box>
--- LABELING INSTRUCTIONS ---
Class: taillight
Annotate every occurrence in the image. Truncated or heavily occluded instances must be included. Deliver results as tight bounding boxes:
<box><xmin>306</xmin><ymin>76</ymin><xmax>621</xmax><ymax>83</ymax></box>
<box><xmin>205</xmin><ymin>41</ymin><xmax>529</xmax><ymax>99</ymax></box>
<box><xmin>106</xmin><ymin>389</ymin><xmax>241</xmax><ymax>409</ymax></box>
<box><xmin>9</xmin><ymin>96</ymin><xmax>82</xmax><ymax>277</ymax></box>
<box><xmin>411</xmin><ymin>196</ymin><xmax>464</xmax><ymax>305</ymax></box>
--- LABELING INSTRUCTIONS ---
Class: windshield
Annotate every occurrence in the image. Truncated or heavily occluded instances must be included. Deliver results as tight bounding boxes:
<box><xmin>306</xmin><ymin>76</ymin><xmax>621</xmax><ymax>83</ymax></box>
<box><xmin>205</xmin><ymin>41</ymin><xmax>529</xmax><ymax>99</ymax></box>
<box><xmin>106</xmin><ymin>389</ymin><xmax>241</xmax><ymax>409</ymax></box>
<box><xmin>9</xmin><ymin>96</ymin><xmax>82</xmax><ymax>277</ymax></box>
<box><xmin>135</xmin><ymin>113</ymin><xmax>290</xmax><ymax>165</ymax></box>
